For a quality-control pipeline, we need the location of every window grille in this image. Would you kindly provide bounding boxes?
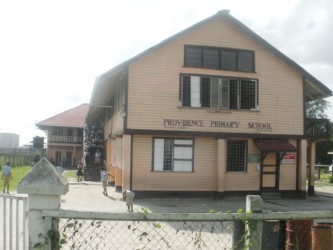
[227,141,247,172]
[181,75,257,110]
[240,80,256,109]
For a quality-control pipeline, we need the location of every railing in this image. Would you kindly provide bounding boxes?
[1,194,28,250]
[48,135,83,144]
[304,118,331,137]
[42,209,333,249]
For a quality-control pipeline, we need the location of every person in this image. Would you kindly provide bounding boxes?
[100,167,108,196]
[76,161,84,182]
[2,162,12,194]
[95,150,102,165]
[123,190,135,212]
[56,164,64,175]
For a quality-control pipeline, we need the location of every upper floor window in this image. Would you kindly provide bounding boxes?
[52,127,63,136]
[185,45,255,72]
[153,138,194,172]
[181,74,258,110]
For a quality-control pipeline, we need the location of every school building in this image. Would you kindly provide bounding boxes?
[86,10,332,198]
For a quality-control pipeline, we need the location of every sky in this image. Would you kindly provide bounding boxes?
[0,0,332,146]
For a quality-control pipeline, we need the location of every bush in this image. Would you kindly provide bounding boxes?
[330,176,333,184]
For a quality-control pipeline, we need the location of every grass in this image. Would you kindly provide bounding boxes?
[1,165,32,192]
[315,171,333,187]
[63,170,77,181]
[0,166,78,192]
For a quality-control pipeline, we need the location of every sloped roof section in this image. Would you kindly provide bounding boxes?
[89,9,332,114]
[254,139,297,152]
[36,103,89,129]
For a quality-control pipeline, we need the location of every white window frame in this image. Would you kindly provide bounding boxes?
[153,138,194,172]
[181,74,258,110]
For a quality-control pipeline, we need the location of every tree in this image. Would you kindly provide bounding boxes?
[305,99,333,165]
[305,99,331,119]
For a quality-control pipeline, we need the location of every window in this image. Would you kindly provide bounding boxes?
[181,75,258,110]
[227,140,247,172]
[52,127,63,136]
[153,138,194,172]
[185,45,255,72]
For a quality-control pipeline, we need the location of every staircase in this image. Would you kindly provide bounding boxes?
[84,166,100,182]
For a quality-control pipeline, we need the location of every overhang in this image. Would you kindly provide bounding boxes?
[254,139,297,152]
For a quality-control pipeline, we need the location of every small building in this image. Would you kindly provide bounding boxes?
[86,10,332,198]
[36,104,89,167]
[0,133,19,149]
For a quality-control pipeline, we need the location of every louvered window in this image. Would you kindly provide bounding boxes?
[181,75,258,110]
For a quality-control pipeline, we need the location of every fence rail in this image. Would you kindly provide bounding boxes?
[42,209,333,250]
[1,194,28,250]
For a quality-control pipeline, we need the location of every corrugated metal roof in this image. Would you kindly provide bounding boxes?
[36,103,89,129]
[254,139,297,152]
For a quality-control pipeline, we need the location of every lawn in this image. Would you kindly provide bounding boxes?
[315,171,333,187]
[1,165,31,192]
[0,166,77,192]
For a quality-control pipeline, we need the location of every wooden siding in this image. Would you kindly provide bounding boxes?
[132,135,217,191]
[224,139,260,191]
[131,135,297,192]
[127,17,304,136]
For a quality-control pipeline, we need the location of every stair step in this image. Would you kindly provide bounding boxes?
[84,166,101,182]
[261,192,282,200]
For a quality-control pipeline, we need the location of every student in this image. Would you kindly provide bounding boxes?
[123,190,135,212]
[56,164,64,175]
[76,161,84,182]
[100,167,108,196]
[2,162,12,194]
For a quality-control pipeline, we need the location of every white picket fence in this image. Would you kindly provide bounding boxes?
[0,194,28,250]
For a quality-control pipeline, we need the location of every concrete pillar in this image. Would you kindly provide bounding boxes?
[216,139,226,196]
[17,157,69,250]
[246,195,263,250]
[298,139,308,197]
[122,134,132,191]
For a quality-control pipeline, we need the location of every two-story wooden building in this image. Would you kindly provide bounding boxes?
[86,10,332,198]
[37,104,89,167]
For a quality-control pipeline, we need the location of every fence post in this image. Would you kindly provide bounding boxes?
[17,157,69,250]
[246,195,263,250]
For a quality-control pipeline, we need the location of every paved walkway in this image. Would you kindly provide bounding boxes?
[61,181,333,213]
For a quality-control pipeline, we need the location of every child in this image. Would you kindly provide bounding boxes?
[76,161,84,182]
[100,167,108,196]
[123,190,135,212]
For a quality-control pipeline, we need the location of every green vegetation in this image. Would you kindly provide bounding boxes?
[0,166,78,192]
[63,170,77,181]
[315,171,333,186]
[0,165,32,191]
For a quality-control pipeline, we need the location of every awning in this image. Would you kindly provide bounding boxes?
[254,139,297,152]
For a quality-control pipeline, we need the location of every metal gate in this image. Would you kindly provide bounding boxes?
[1,194,28,250]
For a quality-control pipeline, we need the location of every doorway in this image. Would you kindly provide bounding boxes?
[260,152,280,191]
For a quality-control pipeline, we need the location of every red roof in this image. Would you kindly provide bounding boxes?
[254,139,297,152]
[36,103,89,129]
